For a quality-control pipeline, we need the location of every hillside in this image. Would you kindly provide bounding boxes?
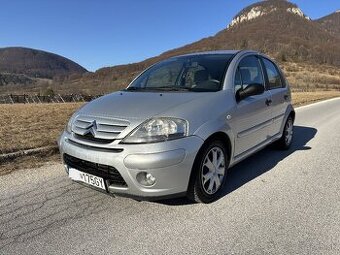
[0,47,88,81]
[0,73,34,86]
[316,11,340,37]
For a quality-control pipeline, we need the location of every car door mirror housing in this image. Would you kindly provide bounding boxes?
[236,83,265,102]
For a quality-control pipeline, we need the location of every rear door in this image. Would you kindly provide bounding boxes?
[261,57,289,137]
[232,55,273,157]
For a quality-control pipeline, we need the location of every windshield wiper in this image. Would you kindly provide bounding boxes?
[124,86,195,92]
[150,86,193,91]
[124,87,145,91]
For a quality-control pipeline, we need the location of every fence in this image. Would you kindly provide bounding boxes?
[0,94,102,104]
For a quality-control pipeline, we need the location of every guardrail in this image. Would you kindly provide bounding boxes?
[0,94,102,104]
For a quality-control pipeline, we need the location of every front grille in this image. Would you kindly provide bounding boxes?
[64,154,127,187]
[72,116,129,143]
[74,134,115,144]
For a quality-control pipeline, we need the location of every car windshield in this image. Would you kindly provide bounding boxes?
[126,54,234,92]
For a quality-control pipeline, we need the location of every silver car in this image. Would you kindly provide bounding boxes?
[58,50,295,203]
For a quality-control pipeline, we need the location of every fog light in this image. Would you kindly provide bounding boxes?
[136,172,156,186]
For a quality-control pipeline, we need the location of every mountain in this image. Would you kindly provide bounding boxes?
[316,11,340,37]
[0,47,88,80]
[164,0,339,65]
[65,0,338,93]
[227,0,310,28]
[1,0,339,94]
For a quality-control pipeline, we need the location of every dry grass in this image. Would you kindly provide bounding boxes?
[281,62,340,91]
[292,91,340,106]
[0,103,82,154]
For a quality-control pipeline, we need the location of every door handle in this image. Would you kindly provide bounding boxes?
[284,94,289,100]
[265,99,272,106]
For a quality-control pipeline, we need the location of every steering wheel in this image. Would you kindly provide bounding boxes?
[210,79,220,84]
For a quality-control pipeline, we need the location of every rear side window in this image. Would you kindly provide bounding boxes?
[234,55,264,93]
[262,58,283,89]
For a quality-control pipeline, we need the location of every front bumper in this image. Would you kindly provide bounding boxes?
[58,131,204,199]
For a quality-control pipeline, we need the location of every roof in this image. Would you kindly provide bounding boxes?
[174,50,240,57]
[172,50,259,58]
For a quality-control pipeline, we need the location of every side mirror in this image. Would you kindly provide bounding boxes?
[236,83,265,102]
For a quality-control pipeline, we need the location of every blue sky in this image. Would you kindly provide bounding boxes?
[0,0,339,71]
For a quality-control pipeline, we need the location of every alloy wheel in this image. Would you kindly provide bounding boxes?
[284,118,293,145]
[201,146,226,195]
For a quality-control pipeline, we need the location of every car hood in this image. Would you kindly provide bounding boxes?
[78,91,209,120]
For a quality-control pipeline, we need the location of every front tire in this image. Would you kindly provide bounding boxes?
[187,140,229,203]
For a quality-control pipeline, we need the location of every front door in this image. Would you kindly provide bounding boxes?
[231,55,273,157]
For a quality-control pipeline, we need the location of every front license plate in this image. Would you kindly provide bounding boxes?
[69,168,106,191]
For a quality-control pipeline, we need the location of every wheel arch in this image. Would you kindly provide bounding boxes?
[290,109,296,122]
[202,132,232,160]
[280,105,295,134]
[187,131,232,192]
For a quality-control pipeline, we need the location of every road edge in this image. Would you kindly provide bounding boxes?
[295,96,340,110]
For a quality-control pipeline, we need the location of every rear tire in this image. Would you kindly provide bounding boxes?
[187,140,229,203]
[275,116,294,150]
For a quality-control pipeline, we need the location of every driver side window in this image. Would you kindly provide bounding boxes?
[184,65,206,87]
[143,62,182,87]
[234,55,264,94]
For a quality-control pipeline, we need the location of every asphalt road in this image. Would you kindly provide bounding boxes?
[1,98,340,255]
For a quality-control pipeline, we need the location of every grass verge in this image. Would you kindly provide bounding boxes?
[292,91,340,106]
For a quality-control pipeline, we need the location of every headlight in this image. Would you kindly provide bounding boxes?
[122,117,188,144]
